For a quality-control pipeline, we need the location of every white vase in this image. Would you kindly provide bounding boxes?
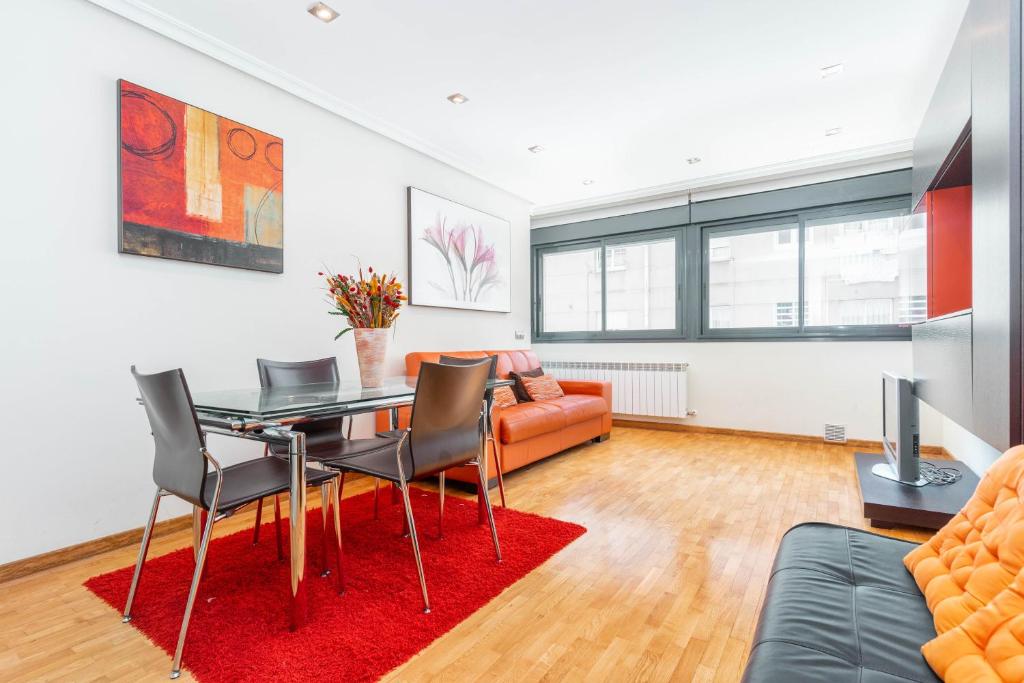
[353,328,389,388]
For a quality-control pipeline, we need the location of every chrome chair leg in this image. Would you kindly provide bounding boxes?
[191,506,202,564]
[488,436,506,508]
[171,497,218,679]
[438,471,445,539]
[332,474,345,594]
[373,478,380,520]
[476,459,502,563]
[320,483,331,577]
[398,480,430,613]
[253,443,271,545]
[122,487,162,623]
[252,498,264,544]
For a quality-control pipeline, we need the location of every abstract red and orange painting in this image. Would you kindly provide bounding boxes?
[118,80,284,272]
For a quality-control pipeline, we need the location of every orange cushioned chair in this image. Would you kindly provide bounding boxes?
[375,350,612,491]
[904,444,1024,681]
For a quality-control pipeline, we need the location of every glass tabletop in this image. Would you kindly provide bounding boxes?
[192,376,513,421]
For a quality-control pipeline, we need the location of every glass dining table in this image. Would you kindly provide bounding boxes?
[188,375,512,630]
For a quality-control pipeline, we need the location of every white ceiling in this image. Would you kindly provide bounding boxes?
[102,0,969,210]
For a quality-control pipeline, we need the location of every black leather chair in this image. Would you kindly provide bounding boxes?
[740,523,939,683]
[124,366,341,679]
[252,357,398,561]
[324,360,502,613]
[438,354,506,510]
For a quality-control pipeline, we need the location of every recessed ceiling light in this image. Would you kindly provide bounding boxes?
[307,2,339,22]
[447,93,469,104]
[582,179,595,186]
[825,127,843,137]
[528,145,545,153]
[686,157,702,165]
[820,63,845,78]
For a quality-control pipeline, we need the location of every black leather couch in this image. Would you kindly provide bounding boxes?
[741,523,940,683]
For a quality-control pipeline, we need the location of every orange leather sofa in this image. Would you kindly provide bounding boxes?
[375,349,612,488]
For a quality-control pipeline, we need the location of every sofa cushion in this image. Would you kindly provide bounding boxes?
[509,367,544,402]
[522,374,564,401]
[904,445,1024,634]
[498,401,567,444]
[742,523,939,683]
[544,395,608,425]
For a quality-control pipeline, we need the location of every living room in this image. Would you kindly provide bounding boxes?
[1,1,1017,681]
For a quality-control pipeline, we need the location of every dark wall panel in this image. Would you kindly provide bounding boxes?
[970,0,1021,450]
[911,17,972,210]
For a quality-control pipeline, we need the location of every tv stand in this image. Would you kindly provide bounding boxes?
[870,462,927,487]
[854,452,978,530]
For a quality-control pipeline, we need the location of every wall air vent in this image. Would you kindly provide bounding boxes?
[824,424,847,444]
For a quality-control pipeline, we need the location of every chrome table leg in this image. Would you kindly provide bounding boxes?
[122,487,161,623]
[287,430,308,631]
[373,478,380,520]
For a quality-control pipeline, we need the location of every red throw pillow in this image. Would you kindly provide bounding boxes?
[509,367,544,402]
[492,385,518,409]
[521,374,564,401]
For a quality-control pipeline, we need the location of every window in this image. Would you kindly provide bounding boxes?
[540,245,602,333]
[706,223,799,329]
[536,233,681,339]
[605,238,677,331]
[804,210,925,327]
[532,173,922,343]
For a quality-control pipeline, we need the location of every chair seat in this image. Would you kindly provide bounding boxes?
[204,457,336,513]
[270,435,400,461]
[325,437,414,484]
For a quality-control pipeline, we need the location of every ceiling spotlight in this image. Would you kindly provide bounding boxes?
[582,179,595,186]
[307,2,339,22]
[820,63,845,79]
[825,127,843,137]
[686,157,702,165]
[528,145,545,153]
[447,93,469,104]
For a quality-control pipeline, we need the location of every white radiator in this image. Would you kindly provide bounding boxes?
[542,360,689,419]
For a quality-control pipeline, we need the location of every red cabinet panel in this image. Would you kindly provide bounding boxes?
[926,185,972,318]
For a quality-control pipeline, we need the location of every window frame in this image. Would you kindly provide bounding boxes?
[531,192,916,344]
[698,197,916,341]
[533,228,685,342]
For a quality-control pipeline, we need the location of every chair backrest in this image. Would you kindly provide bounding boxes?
[256,357,343,440]
[439,354,497,403]
[131,366,208,508]
[405,349,541,380]
[257,356,340,388]
[408,360,491,478]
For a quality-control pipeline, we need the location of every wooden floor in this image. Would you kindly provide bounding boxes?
[0,428,932,682]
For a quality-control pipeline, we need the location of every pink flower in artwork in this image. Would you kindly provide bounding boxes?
[451,224,470,266]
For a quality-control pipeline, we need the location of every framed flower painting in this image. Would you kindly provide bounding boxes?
[407,187,511,313]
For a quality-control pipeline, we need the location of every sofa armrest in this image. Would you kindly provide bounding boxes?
[557,380,612,412]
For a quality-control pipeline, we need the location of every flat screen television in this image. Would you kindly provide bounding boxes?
[875,372,925,486]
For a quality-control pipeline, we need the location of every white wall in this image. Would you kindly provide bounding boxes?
[0,0,531,564]
[941,416,1002,475]
[534,342,942,446]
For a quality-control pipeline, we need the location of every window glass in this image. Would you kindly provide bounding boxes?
[804,211,925,326]
[605,238,677,331]
[707,224,799,329]
[541,246,602,332]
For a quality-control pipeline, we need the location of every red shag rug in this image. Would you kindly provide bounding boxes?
[85,488,585,682]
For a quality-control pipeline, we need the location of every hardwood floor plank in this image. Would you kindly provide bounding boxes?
[0,427,935,681]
